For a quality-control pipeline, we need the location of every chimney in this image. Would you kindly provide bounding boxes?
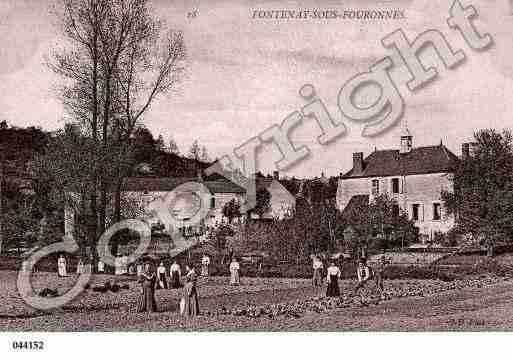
[353,152,364,174]
[273,170,279,180]
[461,143,470,160]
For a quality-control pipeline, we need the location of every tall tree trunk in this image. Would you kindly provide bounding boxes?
[111,177,122,257]
[98,70,112,241]
[89,22,99,263]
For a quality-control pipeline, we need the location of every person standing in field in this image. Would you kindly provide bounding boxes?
[83,256,92,274]
[354,257,373,305]
[374,255,387,299]
[312,256,324,287]
[121,254,129,275]
[181,265,200,317]
[326,261,341,297]
[57,254,67,277]
[229,257,240,285]
[137,263,157,313]
[76,258,84,275]
[156,262,168,289]
[136,262,143,277]
[170,261,182,288]
[97,259,105,273]
[115,254,123,275]
[201,254,211,276]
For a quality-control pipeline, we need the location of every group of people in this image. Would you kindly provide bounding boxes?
[153,261,187,290]
[56,254,106,277]
[313,255,388,303]
[136,262,200,317]
[56,252,242,317]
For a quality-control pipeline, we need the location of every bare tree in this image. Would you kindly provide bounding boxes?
[47,0,186,254]
[188,139,201,161]
[46,0,107,249]
[200,145,211,163]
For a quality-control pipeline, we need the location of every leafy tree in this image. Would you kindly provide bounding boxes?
[442,129,513,245]
[168,136,180,155]
[132,127,156,164]
[252,187,271,219]
[338,194,417,253]
[200,145,210,163]
[188,139,201,161]
[222,198,241,223]
[33,129,98,250]
[155,135,165,152]
[1,180,40,253]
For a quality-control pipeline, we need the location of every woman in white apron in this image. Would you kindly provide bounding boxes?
[57,255,67,277]
[229,258,240,285]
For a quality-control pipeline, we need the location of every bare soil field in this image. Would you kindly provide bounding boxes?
[1,270,512,331]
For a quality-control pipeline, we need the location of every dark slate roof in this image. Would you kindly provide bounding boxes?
[342,145,460,179]
[203,180,246,194]
[122,177,245,194]
[256,178,274,191]
[341,194,369,218]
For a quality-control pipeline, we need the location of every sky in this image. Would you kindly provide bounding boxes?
[0,0,512,177]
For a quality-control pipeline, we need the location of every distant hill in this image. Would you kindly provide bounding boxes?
[0,124,48,179]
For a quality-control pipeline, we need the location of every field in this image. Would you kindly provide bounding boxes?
[2,269,513,331]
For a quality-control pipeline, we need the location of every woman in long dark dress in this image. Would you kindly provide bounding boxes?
[181,265,199,317]
[326,262,341,297]
[170,261,182,289]
[137,263,157,312]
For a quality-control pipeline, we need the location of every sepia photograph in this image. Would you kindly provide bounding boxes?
[0,0,512,356]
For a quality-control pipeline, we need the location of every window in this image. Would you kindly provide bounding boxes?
[412,204,420,221]
[210,197,216,209]
[392,178,400,194]
[371,179,379,195]
[433,203,441,220]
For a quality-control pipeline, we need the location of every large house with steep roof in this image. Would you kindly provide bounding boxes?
[337,128,462,240]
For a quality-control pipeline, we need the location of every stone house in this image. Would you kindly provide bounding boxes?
[254,171,296,220]
[337,128,463,241]
[64,176,246,240]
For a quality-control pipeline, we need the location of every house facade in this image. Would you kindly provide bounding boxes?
[254,171,296,220]
[64,176,246,240]
[336,128,462,240]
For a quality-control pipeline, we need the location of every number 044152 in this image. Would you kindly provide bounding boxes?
[11,341,44,350]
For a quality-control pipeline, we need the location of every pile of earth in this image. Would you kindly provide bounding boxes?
[91,281,130,293]
[39,281,130,297]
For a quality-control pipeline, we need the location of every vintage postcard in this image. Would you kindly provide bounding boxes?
[0,0,512,356]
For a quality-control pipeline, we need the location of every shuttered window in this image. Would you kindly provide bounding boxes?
[371,179,379,195]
